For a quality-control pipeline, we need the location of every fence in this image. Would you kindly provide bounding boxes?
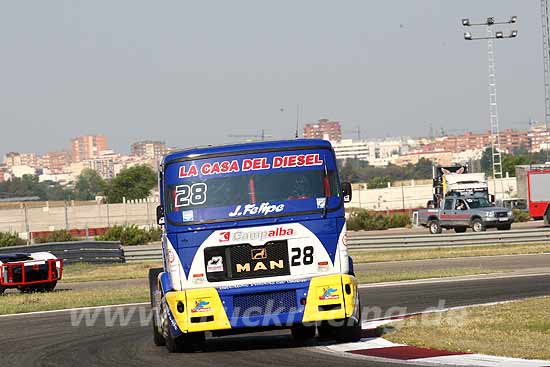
[0,241,124,264]
[122,227,550,262]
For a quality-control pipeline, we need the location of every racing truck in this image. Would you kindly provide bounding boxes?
[516,165,550,225]
[417,194,514,234]
[150,139,361,352]
[0,252,62,294]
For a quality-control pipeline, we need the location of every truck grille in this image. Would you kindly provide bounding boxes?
[204,241,290,282]
[233,290,297,315]
[495,212,508,218]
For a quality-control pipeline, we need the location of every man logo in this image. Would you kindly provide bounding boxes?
[251,248,267,260]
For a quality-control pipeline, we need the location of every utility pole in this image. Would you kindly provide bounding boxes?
[462,16,518,200]
[542,0,550,129]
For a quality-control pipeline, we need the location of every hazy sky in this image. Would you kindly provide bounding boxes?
[0,1,544,157]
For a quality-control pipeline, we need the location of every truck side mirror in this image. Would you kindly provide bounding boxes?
[489,194,495,203]
[156,205,165,226]
[342,182,352,203]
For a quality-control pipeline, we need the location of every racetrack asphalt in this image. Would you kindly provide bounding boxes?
[2,272,550,367]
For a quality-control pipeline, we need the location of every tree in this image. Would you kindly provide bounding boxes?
[502,154,530,177]
[480,147,493,177]
[106,165,157,203]
[74,169,107,200]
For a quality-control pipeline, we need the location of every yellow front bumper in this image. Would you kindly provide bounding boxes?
[302,274,359,323]
[164,274,359,333]
[165,287,231,334]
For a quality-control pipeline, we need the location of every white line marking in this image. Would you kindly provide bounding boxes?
[359,271,550,288]
[0,302,149,318]
[353,252,550,266]
[410,354,550,367]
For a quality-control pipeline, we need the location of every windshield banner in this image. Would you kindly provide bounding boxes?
[164,149,339,224]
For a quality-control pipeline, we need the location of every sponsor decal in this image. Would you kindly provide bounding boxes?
[316,197,326,209]
[206,256,224,273]
[182,210,194,222]
[219,231,230,242]
[319,287,339,301]
[178,153,324,178]
[228,202,285,217]
[191,300,211,313]
[219,226,294,242]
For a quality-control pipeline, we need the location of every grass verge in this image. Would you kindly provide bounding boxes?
[385,296,550,360]
[355,267,509,284]
[350,243,550,263]
[0,287,149,315]
[61,261,162,283]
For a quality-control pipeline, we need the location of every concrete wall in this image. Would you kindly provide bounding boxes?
[0,199,158,235]
[0,177,517,233]
[349,177,517,210]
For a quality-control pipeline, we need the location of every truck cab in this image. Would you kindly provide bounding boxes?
[150,139,361,352]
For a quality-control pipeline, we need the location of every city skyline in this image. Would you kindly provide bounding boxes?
[0,1,545,158]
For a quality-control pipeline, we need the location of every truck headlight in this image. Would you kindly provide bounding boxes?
[486,212,495,217]
[508,210,513,217]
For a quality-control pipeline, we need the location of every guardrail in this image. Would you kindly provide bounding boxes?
[347,227,550,250]
[0,241,124,264]
[122,227,550,262]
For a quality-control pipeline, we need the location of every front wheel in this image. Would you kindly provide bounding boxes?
[149,268,165,347]
[428,220,442,234]
[291,323,316,341]
[165,327,185,353]
[43,281,57,292]
[471,219,486,232]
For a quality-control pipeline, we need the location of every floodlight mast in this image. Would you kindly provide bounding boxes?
[461,16,518,200]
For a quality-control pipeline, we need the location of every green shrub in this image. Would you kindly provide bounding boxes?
[97,225,162,246]
[388,213,411,228]
[34,230,76,244]
[0,232,26,247]
[513,209,531,223]
[346,208,411,231]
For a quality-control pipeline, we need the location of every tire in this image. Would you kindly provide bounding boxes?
[317,301,362,343]
[334,319,362,343]
[43,281,57,292]
[471,218,486,232]
[291,323,316,341]
[165,327,185,353]
[149,268,165,347]
[454,227,467,233]
[497,224,512,231]
[19,285,42,293]
[317,321,334,339]
[0,287,5,296]
[166,330,204,353]
[428,220,442,234]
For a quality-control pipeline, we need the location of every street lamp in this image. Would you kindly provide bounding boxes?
[461,16,518,200]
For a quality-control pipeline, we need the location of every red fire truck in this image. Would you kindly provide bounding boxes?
[516,165,550,225]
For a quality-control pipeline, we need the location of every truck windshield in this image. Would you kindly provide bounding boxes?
[163,150,340,224]
[465,197,492,208]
